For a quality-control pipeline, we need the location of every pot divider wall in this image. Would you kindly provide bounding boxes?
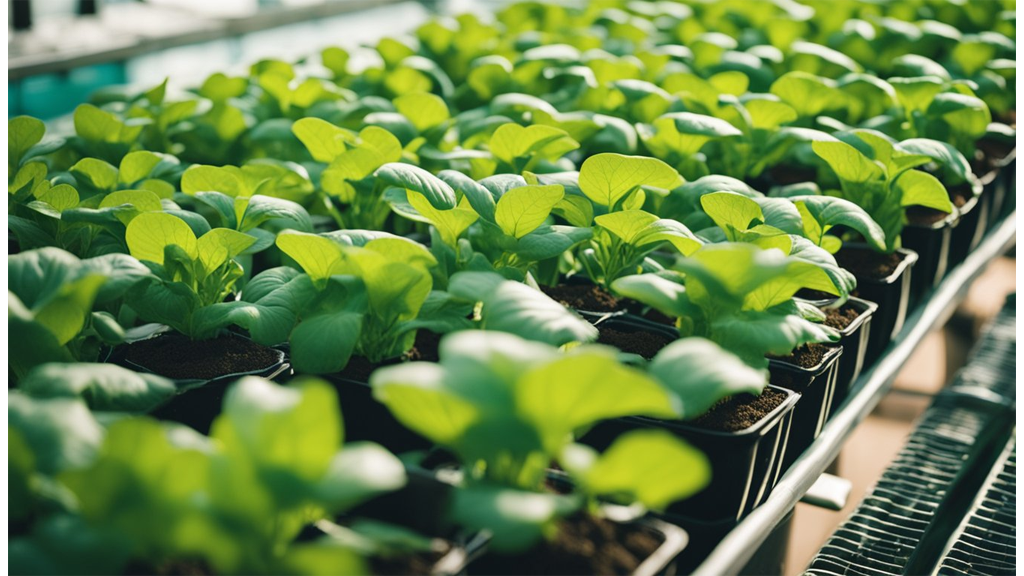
[902,210,957,308]
[826,297,878,419]
[769,346,843,472]
[842,244,919,365]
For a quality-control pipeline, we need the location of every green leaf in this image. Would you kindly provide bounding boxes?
[595,210,701,255]
[449,272,598,346]
[197,228,257,274]
[896,170,953,212]
[579,429,710,509]
[213,377,341,484]
[611,274,689,319]
[20,363,176,412]
[9,116,46,171]
[239,195,313,233]
[513,225,592,262]
[579,153,682,207]
[450,485,580,553]
[9,393,103,475]
[516,351,679,453]
[438,169,498,223]
[394,92,450,132]
[769,72,843,118]
[289,307,363,374]
[897,138,972,183]
[70,158,119,193]
[292,118,354,163]
[891,77,944,114]
[666,112,743,139]
[126,213,198,264]
[712,310,839,367]
[494,184,564,239]
[648,338,768,419]
[404,191,479,247]
[118,151,174,186]
[375,163,457,209]
[180,165,244,197]
[700,192,764,237]
[276,232,347,291]
[811,140,883,184]
[489,124,576,167]
[791,195,887,252]
[370,363,481,445]
[314,442,406,510]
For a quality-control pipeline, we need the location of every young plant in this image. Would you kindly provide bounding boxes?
[219,230,444,374]
[890,79,993,157]
[292,117,404,229]
[573,153,701,288]
[11,376,406,575]
[637,111,743,179]
[613,242,841,369]
[123,212,257,340]
[9,247,151,379]
[811,131,954,253]
[433,171,593,281]
[485,122,580,175]
[371,331,710,551]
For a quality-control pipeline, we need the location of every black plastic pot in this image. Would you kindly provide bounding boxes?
[323,374,434,455]
[902,208,958,307]
[947,179,988,269]
[987,148,1016,226]
[350,464,456,538]
[824,297,877,418]
[839,244,919,365]
[110,331,290,434]
[466,504,688,576]
[769,345,843,471]
[583,385,799,523]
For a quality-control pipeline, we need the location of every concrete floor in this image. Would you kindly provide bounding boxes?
[784,255,1017,575]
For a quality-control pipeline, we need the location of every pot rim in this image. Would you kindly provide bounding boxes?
[767,340,844,376]
[115,330,288,387]
[824,296,879,338]
[633,385,801,439]
[905,205,960,230]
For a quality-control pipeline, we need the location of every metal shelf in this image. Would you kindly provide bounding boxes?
[693,213,1018,576]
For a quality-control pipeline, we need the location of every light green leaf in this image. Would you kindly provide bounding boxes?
[579,153,682,207]
[197,229,257,273]
[580,429,711,509]
[126,213,198,264]
[293,118,354,163]
[811,140,883,184]
[375,163,457,209]
[649,338,767,419]
[896,170,953,212]
[9,116,46,170]
[494,184,564,239]
[394,92,450,132]
[70,158,119,192]
[276,230,346,286]
[700,192,764,236]
[489,123,576,167]
[517,351,679,453]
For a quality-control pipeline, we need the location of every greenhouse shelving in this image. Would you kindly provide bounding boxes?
[693,212,1018,576]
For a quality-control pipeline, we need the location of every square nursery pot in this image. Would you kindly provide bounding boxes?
[107,330,289,434]
[985,147,1016,227]
[465,503,688,576]
[902,207,959,307]
[947,179,989,268]
[668,506,795,575]
[836,244,919,365]
[769,345,843,472]
[582,385,800,524]
[823,297,878,418]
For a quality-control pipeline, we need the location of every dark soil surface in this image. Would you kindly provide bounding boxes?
[767,165,816,186]
[835,246,904,280]
[823,306,860,331]
[541,283,621,312]
[689,388,787,433]
[906,205,952,226]
[123,333,280,380]
[768,342,828,369]
[123,559,213,575]
[371,548,447,576]
[470,513,662,575]
[597,326,672,359]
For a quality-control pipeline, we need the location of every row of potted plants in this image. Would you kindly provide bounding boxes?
[8,0,1015,573]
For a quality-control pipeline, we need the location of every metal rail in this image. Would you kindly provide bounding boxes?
[8,0,407,80]
[693,213,1018,576]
